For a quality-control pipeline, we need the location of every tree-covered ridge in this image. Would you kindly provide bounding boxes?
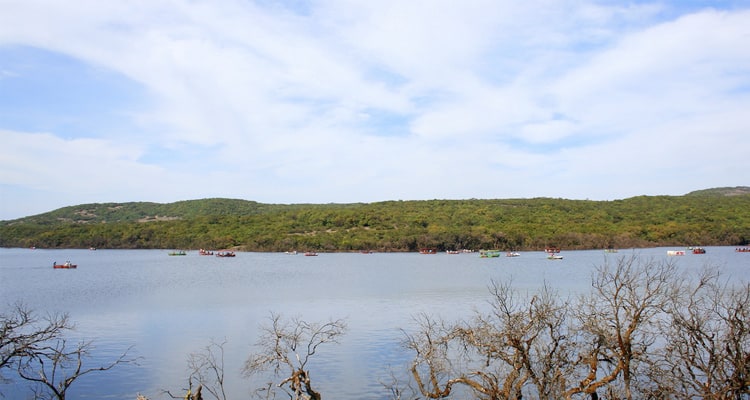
[685,186,750,197]
[1,188,749,251]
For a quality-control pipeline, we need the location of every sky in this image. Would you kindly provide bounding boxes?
[1,0,749,220]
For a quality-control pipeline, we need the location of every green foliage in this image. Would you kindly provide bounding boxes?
[2,188,749,251]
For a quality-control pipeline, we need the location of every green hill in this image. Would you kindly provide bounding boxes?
[2,188,749,251]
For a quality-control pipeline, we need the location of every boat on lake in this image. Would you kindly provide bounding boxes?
[736,247,750,252]
[199,249,214,255]
[545,247,561,254]
[479,250,501,258]
[216,251,235,257]
[168,250,187,256]
[506,252,520,257]
[547,254,563,260]
[419,248,437,254]
[692,247,706,254]
[53,261,77,269]
[667,250,685,256]
[304,252,318,256]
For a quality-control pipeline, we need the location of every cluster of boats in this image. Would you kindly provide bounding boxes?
[54,245,746,270]
[668,247,707,256]
[174,249,236,257]
[440,248,560,259]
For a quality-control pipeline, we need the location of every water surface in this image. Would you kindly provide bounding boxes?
[1,247,746,399]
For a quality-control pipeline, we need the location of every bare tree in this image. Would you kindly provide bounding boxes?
[400,282,572,400]
[186,339,228,400]
[163,338,227,400]
[1,303,71,376]
[242,313,347,400]
[475,281,571,400]
[402,313,464,399]
[395,257,747,400]
[16,337,133,400]
[647,268,750,399]
[564,255,676,400]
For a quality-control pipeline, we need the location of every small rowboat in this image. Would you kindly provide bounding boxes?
[53,262,77,269]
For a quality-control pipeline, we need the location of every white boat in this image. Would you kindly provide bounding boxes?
[506,252,520,257]
[667,250,685,256]
[547,254,563,260]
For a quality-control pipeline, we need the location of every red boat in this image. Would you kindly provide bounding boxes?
[53,262,77,269]
[692,247,706,254]
[545,247,561,253]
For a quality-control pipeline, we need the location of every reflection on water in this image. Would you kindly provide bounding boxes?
[0,247,746,399]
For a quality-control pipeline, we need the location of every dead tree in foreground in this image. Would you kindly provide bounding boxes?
[564,255,676,400]
[242,313,347,400]
[2,303,134,400]
[1,303,70,373]
[403,283,572,400]
[163,339,226,400]
[646,268,750,399]
[394,256,691,400]
[16,337,133,400]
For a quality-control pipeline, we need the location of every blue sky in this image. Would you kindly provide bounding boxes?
[1,0,748,220]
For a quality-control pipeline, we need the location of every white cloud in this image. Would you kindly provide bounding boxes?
[0,1,748,219]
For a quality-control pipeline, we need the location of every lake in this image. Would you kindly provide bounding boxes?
[1,247,747,399]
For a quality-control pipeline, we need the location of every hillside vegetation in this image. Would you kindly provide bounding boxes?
[1,187,749,251]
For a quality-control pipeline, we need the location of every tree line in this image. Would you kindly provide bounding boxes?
[1,191,749,252]
[2,256,748,399]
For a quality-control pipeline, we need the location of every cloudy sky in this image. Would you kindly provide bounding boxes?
[1,1,748,220]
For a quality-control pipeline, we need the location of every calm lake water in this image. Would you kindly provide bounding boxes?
[1,247,747,399]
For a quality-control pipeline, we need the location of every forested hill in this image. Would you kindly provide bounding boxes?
[2,187,749,251]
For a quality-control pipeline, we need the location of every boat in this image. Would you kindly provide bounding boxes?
[199,249,214,255]
[53,261,77,269]
[506,252,520,257]
[304,252,318,256]
[419,248,437,254]
[479,250,501,258]
[736,247,750,252]
[692,247,706,254]
[547,254,563,260]
[168,250,187,256]
[216,251,235,257]
[667,250,685,256]
[285,250,298,255]
[446,250,460,255]
[604,248,618,253]
[544,247,561,254]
